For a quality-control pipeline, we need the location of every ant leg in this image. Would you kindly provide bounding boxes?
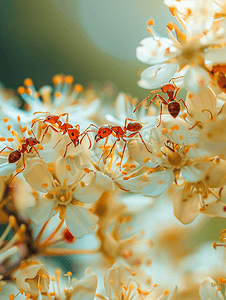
[41,125,60,143]
[157,103,163,127]
[146,94,167,110]
[74,124,80,131]
[33,147,42,159]
[0,147,14,154]
[178,99,190,115]
[31,118,45,128]
[174,87,180,99]
[169,76,184,83]
[11,154,26,181]
[133,90,161,113]
[53,138,64,149]
[119,140,127,171]
[58,113,69,123]
[127,132,152,153]
[105,138,120,160]
[80,130,97,148]
[63,142,73,157]
[33,111,50,116]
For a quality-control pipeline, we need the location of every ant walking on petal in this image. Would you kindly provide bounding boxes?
[0,130,41,180]
[133,80,189,127]
[81,118,152,170]
[31,112,88,157]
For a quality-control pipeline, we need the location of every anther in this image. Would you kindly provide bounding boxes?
[41,183,48,188]
[74,84,83,93]
[0,137,6,142]
[3,118,9,123]
[66,165,71,171]
[20,127,27,133]
[17,116,20,122]
[17,87,25,95]
[24,78,33,87]
[7,138,14,142]
[7,125,11,131]
[65,76,74,84]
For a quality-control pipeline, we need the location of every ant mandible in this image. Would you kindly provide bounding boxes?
[0,130,41,180]
[32,112,87,157]
[133,81,189,127]
[81,118,152,169]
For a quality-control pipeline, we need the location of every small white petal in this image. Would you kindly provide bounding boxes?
[200,201,226,219]
[205,48,226,65]
[141,170,174,197]
[173,188,200,224]
[0,158,16,176]
[136,37,174,65]
[184,66,210,93]
[65,205,98,239]
[138,63,178,90]
[23,158,53,193]
[186,87,217,124]
[27,197,56,225]
[127,139,156,168]
[199,278,224,300]
[70,272,97,300]
[181,163,209,182]
[104,264,122,300]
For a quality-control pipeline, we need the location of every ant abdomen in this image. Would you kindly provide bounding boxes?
[126,122,142,132]
[8,150,21,164]
[168,101,180,118]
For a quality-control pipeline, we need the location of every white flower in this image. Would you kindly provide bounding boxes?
[98,262,178,300]
[15,260,50,296]
[127,118,208,197]
[16,75,100,128]
[136,8,226,93]
[105,93,156,130]
[24,150,110,239]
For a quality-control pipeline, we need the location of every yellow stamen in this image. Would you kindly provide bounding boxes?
[66,165,71,171]
[7,138,14,142]
[21,127,27,133]
[3,118,9,123]
[41,183,48,188]
[37,144,43,150]
[0,137,6,142]
[7,125,11,131]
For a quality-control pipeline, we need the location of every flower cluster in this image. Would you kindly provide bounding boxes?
[1,0,226,299]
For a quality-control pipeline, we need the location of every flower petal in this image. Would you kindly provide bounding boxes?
[200,201,226,219]
[186,87,217,124]
[127,139,156,168]
[0,157,16,176]
[27,197,56,225]
[23,158,53,193]
[70,272,97,300]
[136,37,174,65]
[173,188,200,224]
[205,48,226,65]
[141,170,174,197]
[184,66,210,93]
[65,205,98,239]
[104,263,122,300]
[138,63,178,90]
[199,278,224,300]
[181,163,209,182]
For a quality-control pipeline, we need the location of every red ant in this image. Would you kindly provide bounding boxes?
[133,81,189,127]
[81,118,151,169]
[31,112,86,157]
[0,131,41,179]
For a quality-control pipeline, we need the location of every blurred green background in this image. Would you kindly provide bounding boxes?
[0,0,173,98]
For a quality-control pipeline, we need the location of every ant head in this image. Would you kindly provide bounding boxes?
[161,83,176,93]
[43,115,59,124]
[26,137,40,146]
[95,126,112,142]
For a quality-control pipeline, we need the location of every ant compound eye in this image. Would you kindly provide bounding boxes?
[71,132,74,136]
[103,130,106,134]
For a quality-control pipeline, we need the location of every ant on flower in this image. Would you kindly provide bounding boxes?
[133,81,189,126]
[81,118,152,169]
[0,130,41,179]
[31,112,87,157]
